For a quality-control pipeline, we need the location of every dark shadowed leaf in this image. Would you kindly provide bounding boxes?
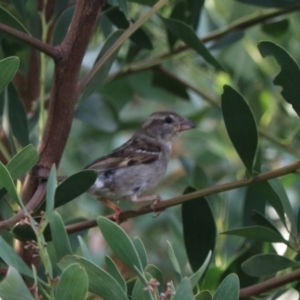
[209,31,244,50]
[261,18,289,37]
[152,69,189,100]
[222,226,288,244]
[53,0,70,16]
[213,274,239,300]
[161,17,223,70]
[182,187,216,272]
[104,5,152,49]
[173,277,194,300]
[105,256,127,293]
[258,41,300,117]
[116,0,128,17]
[221,85,258,173]
[0,267,34,300]
[54,170,97,208]
[0,236,33,279]
[56,263,88,300]
[190,251,212,288]
[242,254,300,277]
[58,255,128,299]
[186,0,204,30]
[97,217,143,274]
[251,210,280,234]
[7,84,29,147]
[82,30,124,99]
[0,57,19,95]
[236,0,299,8]
[50,212,72,262]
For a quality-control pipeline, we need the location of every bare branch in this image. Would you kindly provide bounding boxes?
[0,23,61,61]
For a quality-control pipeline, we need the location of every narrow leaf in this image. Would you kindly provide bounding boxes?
[45,165,57,223]
[116,0,128,17]
[167,241,182,282]
[190,251,212,288]
[0,236,33,279]
[78,236,93,261]
[222,226,288,244]
[161,17,223,70]
[258,41,300,117]
[58,255,128,300]
[182,187,216,272]
[50,212,72,262]
[0,267,34,300]
[56,263,88,300]
[145,265,164,294]
[133,237,148,270]
[7,83,29,147]
[132,273,154,300]
[0,57,19,95]
[97,217,143,274]
[250,210,280,234]
[105,256,127,292]
[213,274,239,300]
[221,85,258,173]
[242,254,300,277]
[53,170,97,208]
[172,277,194,300]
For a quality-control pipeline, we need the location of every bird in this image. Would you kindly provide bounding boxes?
[83,111,196,221]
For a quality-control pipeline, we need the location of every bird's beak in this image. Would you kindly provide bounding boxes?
[179,118,196,131]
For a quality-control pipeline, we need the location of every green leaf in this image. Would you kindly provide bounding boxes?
[53,0,70,16]
[0,162,22,207]
[105,256,127,293]
[116,0,128,17]
[236,0,299,8]
[261,18,289,37]
[196,290,212,300]
[105,5,152,50]
[167,241,182,283]
[56,263,88,300]
[0,6,30,40]
[97,217,143,275]
[221,85,258,173]
[242,254,300,277]
[133,237,148,270]
[132,273,154,300]
[58,255,128,300]
[7,83,29,147]
[0,57,19,96]
[182,187,216,272]
[145,265,164,294]
[78,236,93,261]
[190,251,212,288]
[45,165,57,224]
[258,41,300,117]
[152,69,189,100]
[172,277,194,300]
[187,0,204,30]
[0,236,33,279]
[82,30,124,99]
[50,212,72,262]
[222,226,288,244]
[0,267,34,300]
[161,17,223,71]
[213,274,239,300]
[53,170,97,208]
[250,210,280,234]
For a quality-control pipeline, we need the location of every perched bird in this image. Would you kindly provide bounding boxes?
[84,111,196,221]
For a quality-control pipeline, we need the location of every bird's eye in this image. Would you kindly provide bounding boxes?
[164,116,173,124]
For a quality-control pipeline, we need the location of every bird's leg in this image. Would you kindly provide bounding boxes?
[136,195,163,216]
[99,199,122,223]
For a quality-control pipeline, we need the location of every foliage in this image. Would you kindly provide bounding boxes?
[1,0,300,299]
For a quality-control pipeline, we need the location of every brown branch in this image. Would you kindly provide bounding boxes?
[0,23,61,61]
[66,159,300,234]
[239,268,300,298]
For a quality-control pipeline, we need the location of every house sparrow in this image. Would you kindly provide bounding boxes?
[85,111,196,220]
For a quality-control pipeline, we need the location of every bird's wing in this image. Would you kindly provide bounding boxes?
[84,137,161,173]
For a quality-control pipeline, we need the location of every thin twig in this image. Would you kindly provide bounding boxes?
[0,23,61,61]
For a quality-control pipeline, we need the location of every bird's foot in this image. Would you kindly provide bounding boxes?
[99,199,122,224]
[136,194,164,217]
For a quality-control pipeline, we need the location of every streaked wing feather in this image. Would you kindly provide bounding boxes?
[84,137,161,172]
